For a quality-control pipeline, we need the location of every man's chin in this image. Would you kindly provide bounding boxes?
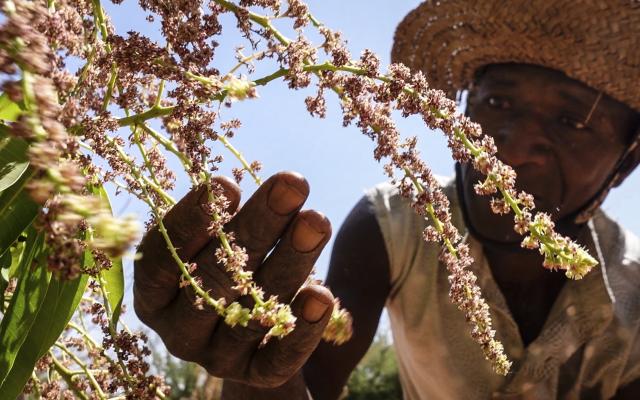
[461,195,521,243]
[471,213,524,244]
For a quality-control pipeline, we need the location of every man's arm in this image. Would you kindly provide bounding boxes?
[614,379,640,399]
[222,194,392,399]
[304,194,391,399]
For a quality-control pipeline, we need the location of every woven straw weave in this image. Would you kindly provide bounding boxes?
[392,0,640,112]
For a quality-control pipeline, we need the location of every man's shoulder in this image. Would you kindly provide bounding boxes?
[594,210,640,270]
[366,175,456,205]
[593,210,640,323]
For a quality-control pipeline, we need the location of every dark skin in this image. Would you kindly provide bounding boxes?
[134,64,640,399]
[463,64,640,346]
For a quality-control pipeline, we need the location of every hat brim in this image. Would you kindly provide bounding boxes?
[392,0,640,112]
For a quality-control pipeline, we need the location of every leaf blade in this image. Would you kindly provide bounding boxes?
[0,169,38,258]
[0,130,29,193]
[92,184,124,328]
[0,93,22,122]
[0,229,48,386]
[0,273,89,399]
[102,253,125,329]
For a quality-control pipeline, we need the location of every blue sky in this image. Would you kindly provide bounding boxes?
[102,0,640,329]
[106,0,447,324]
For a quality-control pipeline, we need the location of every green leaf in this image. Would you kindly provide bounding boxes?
[0,272,88,399]
[0,170,38,258]
[102,253,124,329]
[94,184,125,328]
[0,229,48,387]
[0,93,22,122]
[0,251,9,312]
[0,250,9,271]
[8,239,26,279]
[0,129,30,193]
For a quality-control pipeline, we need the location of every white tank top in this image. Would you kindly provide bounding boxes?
[366,177,640,399]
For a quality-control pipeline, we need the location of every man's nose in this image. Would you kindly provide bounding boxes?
[492,115,551,168]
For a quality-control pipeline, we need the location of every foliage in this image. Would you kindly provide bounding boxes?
[344,333,402,400]
[150,343,222,400]
[149,332,401,400]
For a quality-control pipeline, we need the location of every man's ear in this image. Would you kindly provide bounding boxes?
[612,128,640,188]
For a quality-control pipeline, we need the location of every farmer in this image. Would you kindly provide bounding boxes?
[133,1,640,398]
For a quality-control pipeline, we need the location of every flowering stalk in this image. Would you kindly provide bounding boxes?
[104,48,596,282]
[20,285,170,399]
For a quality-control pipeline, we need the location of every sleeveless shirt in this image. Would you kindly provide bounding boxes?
[365,177,640,399]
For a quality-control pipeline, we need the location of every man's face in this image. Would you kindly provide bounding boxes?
[462,63,639,243]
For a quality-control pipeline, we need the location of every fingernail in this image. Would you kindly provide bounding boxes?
[292,215,325,253]
[303,294,330,323]
[268,179,306,215]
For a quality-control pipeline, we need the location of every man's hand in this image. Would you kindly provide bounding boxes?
[134,171,335,388]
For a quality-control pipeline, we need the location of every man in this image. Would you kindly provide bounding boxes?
[133,1,640,398]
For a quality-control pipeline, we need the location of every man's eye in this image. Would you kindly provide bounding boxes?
[487,96,510,109]
[559,116,588,130]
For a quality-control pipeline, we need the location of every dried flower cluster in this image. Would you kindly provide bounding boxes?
[0,0,140,280]
[22,286,171,399]
[0,0,601,396]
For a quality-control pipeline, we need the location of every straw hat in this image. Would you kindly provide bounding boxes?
[392,0,640,112]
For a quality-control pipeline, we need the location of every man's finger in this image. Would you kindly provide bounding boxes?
[255,210,331,303]
[202,209,330,367]
[246,285,334,388]
[148,240,243,362]
[134,177,241,317]
[225,171,309,272]
[168,170,310,313]
[144,284,230,363]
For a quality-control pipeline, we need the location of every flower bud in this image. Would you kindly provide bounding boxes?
[322,300,353,345]
[224,75,257,101]
[224,302,251,327]
[88,212,140,258]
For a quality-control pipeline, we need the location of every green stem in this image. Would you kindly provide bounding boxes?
[54,343,106,399]
[105,129,232,320]
[154,80,165,107]
[50,353,91,400]
[68,312,133,394]
[103,134,175,207]
[70,46,97,98]
[252,68,289,86]
[132,125,177,204]
[91,0,118,111]
[403,167,458,256]
[225,49,269,76]
[102,63,118,111]
[140,123,197,186]
[91,0,110,46]
[453,127,480,157]
[155,217,226,314]
[218,135,262,185]
[250,288,265,307]
[68,369,109,376]
[307,13,321,28]
[498,186,523,218]
[96,274,136,386]
[156,387,167,399]
[183,70,217,85]
[67,321,101,350]
[30,371,41,398]
[21,69,33,110]
[213,0,291,45]
[117,105,175,126]
[115,63,364,127]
